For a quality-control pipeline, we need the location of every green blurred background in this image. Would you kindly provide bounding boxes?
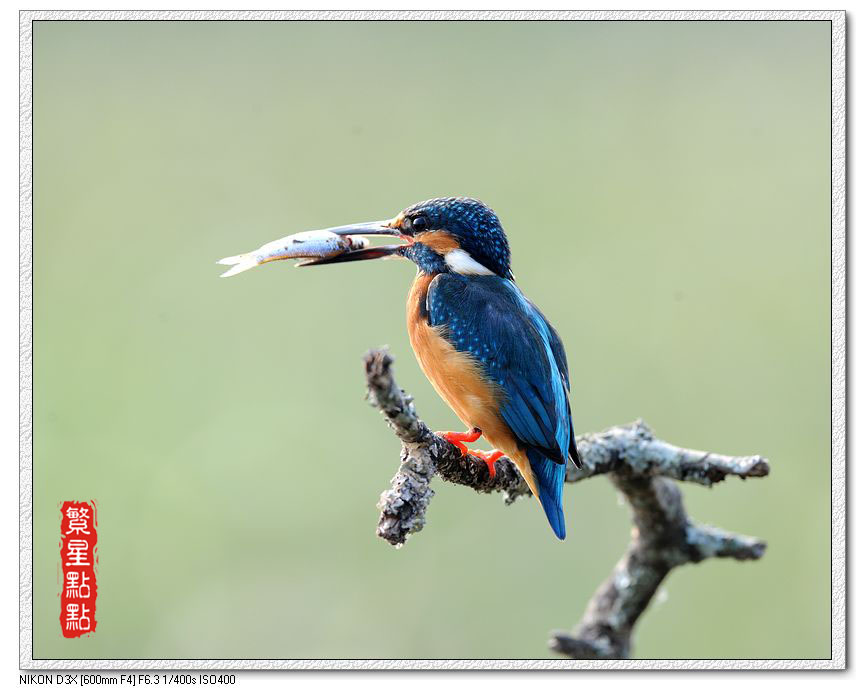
[33,20,830,660]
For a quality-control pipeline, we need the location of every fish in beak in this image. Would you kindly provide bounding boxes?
[216,220,406,277]
[298,220,407,267]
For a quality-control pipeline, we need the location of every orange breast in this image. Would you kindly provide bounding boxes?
[405,274,539,498]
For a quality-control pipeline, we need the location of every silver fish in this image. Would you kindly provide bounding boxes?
[216,231,370,278]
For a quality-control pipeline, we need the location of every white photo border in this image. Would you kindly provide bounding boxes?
[18,9,847,671]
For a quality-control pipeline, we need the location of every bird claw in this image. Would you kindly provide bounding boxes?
[438,429,502,477]
[467,449,505,479]
[439,428,482,456]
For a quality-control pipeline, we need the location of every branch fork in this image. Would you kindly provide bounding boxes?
[363,348,769,658]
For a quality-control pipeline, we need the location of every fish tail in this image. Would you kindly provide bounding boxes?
[216,253,260,278]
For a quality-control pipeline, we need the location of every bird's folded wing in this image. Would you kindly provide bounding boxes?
[426,273,572,464]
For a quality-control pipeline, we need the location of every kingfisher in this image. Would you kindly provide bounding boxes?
[291,197,581,540]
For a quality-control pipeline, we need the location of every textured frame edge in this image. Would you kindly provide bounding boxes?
[18,8,847,671]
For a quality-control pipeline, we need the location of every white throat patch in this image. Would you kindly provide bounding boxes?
[444,248,495,276]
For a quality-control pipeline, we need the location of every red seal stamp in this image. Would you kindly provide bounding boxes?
[59,501,97,637]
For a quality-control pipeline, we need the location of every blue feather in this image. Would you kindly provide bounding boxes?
[426,273,574,538]
[527,447,567,540]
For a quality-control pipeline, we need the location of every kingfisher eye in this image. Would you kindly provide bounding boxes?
[410,215,428,232]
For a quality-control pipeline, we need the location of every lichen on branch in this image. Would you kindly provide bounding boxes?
[363,347,769,658]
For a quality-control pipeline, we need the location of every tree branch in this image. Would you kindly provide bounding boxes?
[363,348,769,658]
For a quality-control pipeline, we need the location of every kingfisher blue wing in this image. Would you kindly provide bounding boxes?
[541,312,581,467]
[425,273,575,537]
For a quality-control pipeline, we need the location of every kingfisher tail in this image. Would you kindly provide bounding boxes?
[526,447,567,540]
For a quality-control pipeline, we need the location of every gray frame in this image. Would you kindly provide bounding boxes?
[18,9,846,670]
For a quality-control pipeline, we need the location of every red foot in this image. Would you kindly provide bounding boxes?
[438,428,503,477]
[468,449,505,479]
[440,427,482,455]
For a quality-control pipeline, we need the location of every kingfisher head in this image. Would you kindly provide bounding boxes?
[304,197,513,280]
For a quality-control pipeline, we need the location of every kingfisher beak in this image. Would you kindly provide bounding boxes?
[324,219,402,238]
[300,218,408,266]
